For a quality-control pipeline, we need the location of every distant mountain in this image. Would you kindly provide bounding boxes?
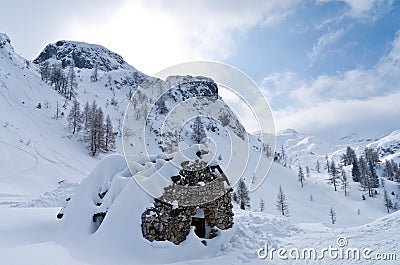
[276,127,400,169]
[275,128,335,169]
[367,129,400,162]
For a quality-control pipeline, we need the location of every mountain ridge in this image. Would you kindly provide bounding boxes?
[33,39,138,72]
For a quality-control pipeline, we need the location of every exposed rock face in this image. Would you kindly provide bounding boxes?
[141,159,234,245]
[33,40,135,71]
[0,33,12,49]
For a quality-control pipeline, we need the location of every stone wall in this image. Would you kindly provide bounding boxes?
[141,160,234,245]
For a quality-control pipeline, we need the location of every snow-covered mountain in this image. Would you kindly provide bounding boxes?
[33,40,136,71]
[1,33,400,264]
[275,128,334,169]
[367,129,400,162]
[0,34,150,201]
[275,127,400,170]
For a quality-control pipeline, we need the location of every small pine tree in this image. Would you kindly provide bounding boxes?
[67,98,82,134]
[351,158,361,182]
[192,116,206,144]
[158,98,168,114]
[329,207,336,224]
[85,100,106,156]
[383,160,394,180]
[328,160,339,191]
[82,101,90,131]
[396,169,400,183]
[306,166,311,178]
[259,199,265,212]
[67,66,77,100]
[104,115,116,151]
[298,166,305,188]
[95,107,105,153]
[126,87,134,100]
[39,61,51,82]
[325,155,330,174]
[344,146,356,166]
[90,65,98,82]
[341,167,349,196]
[276,185,289,216]
[236,178,250,210]
[281,145,287,167]
[383,189,393,213]
[316,160,321,173]
[55,100,60,120]
[368,161,379,190]
[359,156,369,193]
[232,192,238,204]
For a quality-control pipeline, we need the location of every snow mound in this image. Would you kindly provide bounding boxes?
[56,153,237,264]
[9,180,78,208]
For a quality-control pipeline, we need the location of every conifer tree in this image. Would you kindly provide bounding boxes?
[192,116,206,144]
[259,199,265,212]
[104,115,116,151]
[67,98,82,134]
[298,166,305,188]
[67,66,77,100]
[306,166,311,178]
[276,185,289,216]
[236,178,250,210]
[351,158,361,182]
[341,166,349,196]
[82,101,90,131]
[383,160,394,180]
[383,189,393,213]
[325,155,330,174]
[328,160,339,191]
[329,207,336,224]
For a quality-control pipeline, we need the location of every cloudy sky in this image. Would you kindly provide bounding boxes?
[1,0,399,140]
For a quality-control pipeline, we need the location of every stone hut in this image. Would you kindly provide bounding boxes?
[141,155,234,245]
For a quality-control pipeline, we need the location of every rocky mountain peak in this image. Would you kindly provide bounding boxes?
[0,33,14,53]
[33,40,135,72]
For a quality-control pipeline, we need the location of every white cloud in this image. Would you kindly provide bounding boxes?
[309,29,345,66]
[65,0,300,75]
[274,91,400,140]
[263,30,400,139]
[318,0,392,18]
[264,29,400,108]
[387,31,400,61]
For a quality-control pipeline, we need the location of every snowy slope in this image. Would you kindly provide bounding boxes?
[0,34,149,202]
[1,204,399,264]
[1,154,398,265]
[0,33,99,199]
[252,163,395,226]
